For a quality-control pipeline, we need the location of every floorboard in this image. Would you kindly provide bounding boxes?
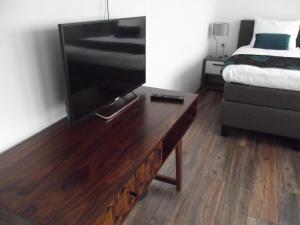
[247,217,276,225]
[123,90,300,225]
[277,142,300,225]
[248,138,278,224]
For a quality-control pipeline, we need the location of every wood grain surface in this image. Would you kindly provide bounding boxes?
[0,86,198,225]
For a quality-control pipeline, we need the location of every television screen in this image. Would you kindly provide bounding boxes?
[59,17,146,123]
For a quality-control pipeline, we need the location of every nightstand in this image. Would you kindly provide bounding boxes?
[202,57,227,91]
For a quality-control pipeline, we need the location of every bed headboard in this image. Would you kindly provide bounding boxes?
[237,20,300,48]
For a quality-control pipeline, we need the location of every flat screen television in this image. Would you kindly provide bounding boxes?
[58,16,146,124]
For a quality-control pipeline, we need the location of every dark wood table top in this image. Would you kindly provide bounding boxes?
[0,86,198,225]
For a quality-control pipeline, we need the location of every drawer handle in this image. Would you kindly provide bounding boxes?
[129,191,137,197]
[213,63,223,67]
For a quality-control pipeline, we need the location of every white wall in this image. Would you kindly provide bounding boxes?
[0,0,216,153]
[110,0,217,91]
[209,0,300,56]
[145,0,217,91]
[0,0,105,153]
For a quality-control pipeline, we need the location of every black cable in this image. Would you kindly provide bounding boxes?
[104,1,107,19]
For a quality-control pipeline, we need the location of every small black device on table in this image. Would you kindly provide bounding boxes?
[151,93,184,103]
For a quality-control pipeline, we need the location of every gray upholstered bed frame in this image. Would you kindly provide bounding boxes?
[220,20,300,142]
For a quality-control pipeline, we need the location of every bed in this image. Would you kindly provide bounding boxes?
[220,20,300,144]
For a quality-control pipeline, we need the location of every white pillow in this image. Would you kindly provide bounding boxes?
[250,17,300,49]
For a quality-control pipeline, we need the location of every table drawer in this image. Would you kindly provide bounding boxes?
[98,143,163,225]
[113,187,131,225]
[97,187,132,225]
[205,60,224,75]
[97,206,114,225]
[134,144,162,196]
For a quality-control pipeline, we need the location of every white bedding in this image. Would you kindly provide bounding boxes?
[222,46,300,91]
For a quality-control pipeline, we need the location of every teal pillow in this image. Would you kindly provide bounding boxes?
[254,33,291,50]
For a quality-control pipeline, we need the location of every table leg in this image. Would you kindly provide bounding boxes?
[175,140,182,190]
[155,139,183,191]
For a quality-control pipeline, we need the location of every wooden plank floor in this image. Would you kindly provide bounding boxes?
[123,90,300,225]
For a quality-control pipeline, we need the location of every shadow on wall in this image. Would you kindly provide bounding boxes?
[27,27,66,121]
[169,60,203,93]
[169,24,211,92]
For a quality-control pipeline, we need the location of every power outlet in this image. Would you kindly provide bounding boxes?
[221,43,228,58]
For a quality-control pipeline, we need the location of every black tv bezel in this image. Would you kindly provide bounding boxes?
[58,16,146,125]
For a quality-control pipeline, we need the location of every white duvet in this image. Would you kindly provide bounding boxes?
[222,46,300,91]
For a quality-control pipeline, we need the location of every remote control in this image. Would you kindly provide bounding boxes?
[150,94,184,103]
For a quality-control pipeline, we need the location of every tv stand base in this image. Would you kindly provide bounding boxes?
[95,92,139,120]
